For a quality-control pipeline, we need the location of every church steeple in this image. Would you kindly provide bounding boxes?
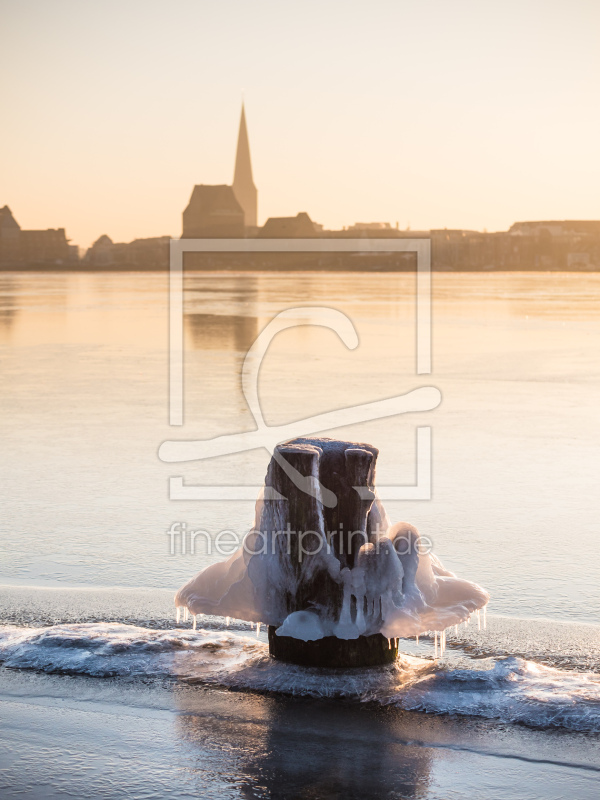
[232,103,257,228]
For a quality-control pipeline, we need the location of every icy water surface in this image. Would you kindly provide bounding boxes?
[1,270,599,619]
[1,272,600,682]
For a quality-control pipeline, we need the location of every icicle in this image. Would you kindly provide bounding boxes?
[226,616,230,627]
[256,621,261,637]
[192,615,197,631]
[434,631,438,659]
[476,609,481,631]
[483,605,487,629]
[176,607,180,624]
[354,592,366,635]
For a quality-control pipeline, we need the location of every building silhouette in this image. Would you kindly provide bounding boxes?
[182,104,257,239]
[0,205,76,265]
[0,206,20,262]
[232,103,258,229]
[182,185,244,238]
[258,212,317,238]
[84,234,171,268]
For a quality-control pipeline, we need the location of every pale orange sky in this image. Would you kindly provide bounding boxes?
[1,0,599,249]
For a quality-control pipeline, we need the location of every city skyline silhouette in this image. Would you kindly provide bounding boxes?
[2,98,600,271]
[1,1,599,249]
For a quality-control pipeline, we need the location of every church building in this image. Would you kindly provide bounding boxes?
[182,104,257,238]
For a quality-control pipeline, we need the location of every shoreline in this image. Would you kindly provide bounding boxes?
[1,667,598,799]
[2,265,600,273]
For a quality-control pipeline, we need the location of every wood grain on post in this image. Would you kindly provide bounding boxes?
[266,437,399,668]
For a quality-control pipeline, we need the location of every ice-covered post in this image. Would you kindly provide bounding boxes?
[342,447,375,567]
[264,443,337,616]
[174,433,490,667]
[266,437,398,667]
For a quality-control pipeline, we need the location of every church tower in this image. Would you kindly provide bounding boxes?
[232,104,257,229]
